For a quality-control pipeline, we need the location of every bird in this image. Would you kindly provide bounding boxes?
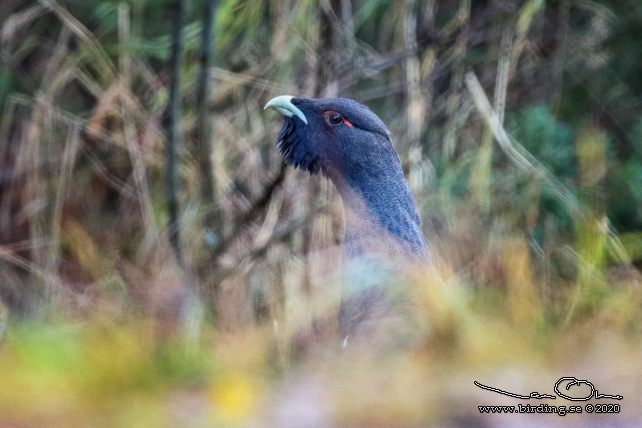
[264,95,430,344]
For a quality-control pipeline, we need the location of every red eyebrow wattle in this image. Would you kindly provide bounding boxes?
[322,110,353,127]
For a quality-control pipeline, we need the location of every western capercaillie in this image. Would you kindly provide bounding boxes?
[265,95,430,344]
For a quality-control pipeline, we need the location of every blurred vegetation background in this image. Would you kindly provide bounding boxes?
[1,0,641,427]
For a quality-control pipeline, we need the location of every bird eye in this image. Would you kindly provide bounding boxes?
[324,111,344,126]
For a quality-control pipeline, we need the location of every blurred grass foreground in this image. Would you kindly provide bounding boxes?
[1,0,642,427]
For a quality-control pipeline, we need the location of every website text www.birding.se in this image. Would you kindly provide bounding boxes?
[478,403,620,416]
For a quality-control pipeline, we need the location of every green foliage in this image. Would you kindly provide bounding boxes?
[215,1,269,69]
[507,105,575,178]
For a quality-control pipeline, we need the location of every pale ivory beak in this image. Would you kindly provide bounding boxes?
[264,95,308,124]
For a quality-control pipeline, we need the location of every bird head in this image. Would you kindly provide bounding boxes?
[265,95,427,260]
[264,95,396,184]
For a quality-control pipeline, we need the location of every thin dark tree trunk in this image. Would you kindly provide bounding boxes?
[165,0,187,266]
[315,0,341,97]
[195,0,218,249]
[165,0,204,345]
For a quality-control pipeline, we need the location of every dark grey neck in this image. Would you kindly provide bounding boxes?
[331,149,429,343]
[333,158,428,263]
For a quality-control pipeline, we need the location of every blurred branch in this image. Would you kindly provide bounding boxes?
[442,0,470,160]
[212,198,329,285]
[195,0,218,250]
[1,4,46,60]
[493,29,513,125]
[164,0,204,348]
[38,0,116,81]
[348,26,482,102]
[0,94,148,198]
[0,296,7,339]
[164,0,188,266]
[0,244,57,285]
[510,0,544,79]
[210,67,294,94]
[211,163,287,259]
[464,71,631,266]
[119,5,159,247]
[338,1,484,94]
[46,122,81,301]
[315,0,342,97]
[404,0,427,193]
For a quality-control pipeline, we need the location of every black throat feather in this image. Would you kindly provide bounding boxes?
[277,117,320,174]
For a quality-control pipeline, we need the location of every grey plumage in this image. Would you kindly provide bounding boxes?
[265,95,430,343]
